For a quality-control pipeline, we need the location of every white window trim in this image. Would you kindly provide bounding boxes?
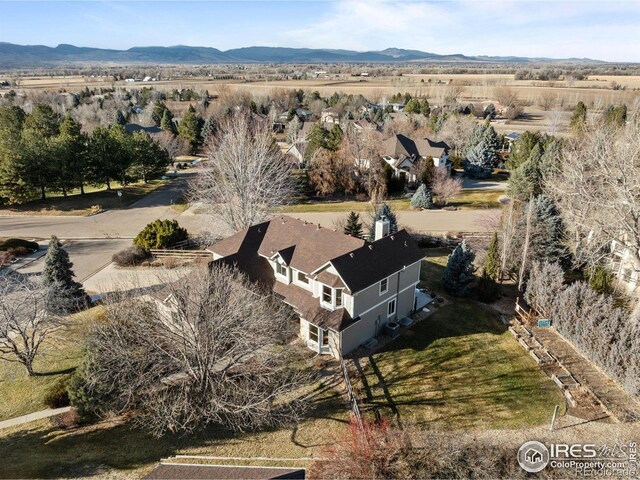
[387,298,397,318]
[320,285,334,310]
[274,260,289,281]
[293,269,311,289]
[379,277,389,295]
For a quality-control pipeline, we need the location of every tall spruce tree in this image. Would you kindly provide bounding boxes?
[531,194,568,265]
[462,142,493,179]
[42,236,88,312]
[343,211,364,239]
[442,240,476,296]
[484,231,500,280]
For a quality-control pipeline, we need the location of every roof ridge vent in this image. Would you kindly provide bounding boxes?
[390,235,395,240]
[349,252,355,258]
[404,241,407,246]
[368,245,373,250]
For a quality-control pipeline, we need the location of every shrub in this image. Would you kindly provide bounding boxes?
[44,377,70,408]
[112,246,149,266]
[7,246,29,256]
[410,184,435,209]
[0,238,39,252]
[133,219,188,252]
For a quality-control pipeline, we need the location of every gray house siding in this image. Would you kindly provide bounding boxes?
[340,261,421,355]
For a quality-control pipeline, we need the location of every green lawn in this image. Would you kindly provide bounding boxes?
[282,189,503,214]
[0,308,95,421]
[357,251,565,430]
[0,375,348,478]
[446,188,504,210]
[0,180,167,216]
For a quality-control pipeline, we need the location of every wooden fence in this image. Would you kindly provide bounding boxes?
[340,356,363,430]
[149,249,212,260]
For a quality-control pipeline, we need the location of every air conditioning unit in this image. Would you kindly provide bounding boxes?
[383,321,401,339]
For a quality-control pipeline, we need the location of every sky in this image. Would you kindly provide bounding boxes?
[0,0,639,62]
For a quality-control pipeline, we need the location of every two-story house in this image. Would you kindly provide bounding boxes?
[381,134,451,183]
[208,215,425,357]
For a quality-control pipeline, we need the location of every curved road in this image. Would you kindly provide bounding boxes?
[0,173,201,239]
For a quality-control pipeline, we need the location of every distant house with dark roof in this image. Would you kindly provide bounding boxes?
[124,124,162,135]
[381,134,451,182]
[208,215,425,357]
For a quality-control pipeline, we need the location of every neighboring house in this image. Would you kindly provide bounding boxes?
[381,134,451,182]
[209,215,425,358]
[320,107,341,125]
[504,132,521,152]
[610,239,640,297]
[295,108,313,122]
[378,102,406,112]
[348,118,380,134]
[273,111,289,133]
[285,142,306,166]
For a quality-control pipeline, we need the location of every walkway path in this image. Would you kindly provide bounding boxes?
[533,326,640,422]
[0,407,71,430]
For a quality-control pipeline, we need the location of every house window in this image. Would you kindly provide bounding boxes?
[388,298,396,317]
[335,289,343,307]
[297,271,309,284]
[322,285,332,304]
[309,324,319,343]
[275,261,286,276]
[379,278,388,295]
[322,329,329,346]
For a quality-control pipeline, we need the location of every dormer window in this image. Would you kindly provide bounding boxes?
[275,261,287,277]
[379,277,388,295]
[322,285,332,304]
[335,289,343,307]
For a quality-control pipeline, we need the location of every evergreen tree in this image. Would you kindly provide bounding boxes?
[343,211,364,239]
[404,98,421,114]
[531,194,568,265]
[160,108,175,132]
[484,231,500,280]
[419,157,436,188]
[126,131,171,183]
[200,115,217,141]
[114,110,127,126]
[178,106,201,153]
[326,124,343,151]
[484,103,497,119]
[419,99,431,117]
[369,203,398,239]
[442,240,476,296]
[42,236,88,312]
[55,113,87,196]
[410,183,434,209]
[570,101,587,134]
[0,105,29,204]
[305,123,327,160]
[462,142,493,179]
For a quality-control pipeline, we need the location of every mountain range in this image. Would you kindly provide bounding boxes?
[0,42,605,66]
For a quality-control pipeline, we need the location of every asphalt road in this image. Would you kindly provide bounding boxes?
[0,172,201,239]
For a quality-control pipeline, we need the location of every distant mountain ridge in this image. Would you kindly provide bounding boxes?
[0,42,606,66]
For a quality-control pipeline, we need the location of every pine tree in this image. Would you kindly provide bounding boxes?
[477,272,501,303]
[484,231,500,280]
[531,194,568,265]
[343,211,363,239]
[442,240,476,296]
[178,106,201,153]
[369,203,398,239]
[462,142,493,179]
[410,184,434,209]
[114,110,127,126]
[201,115,217,141]
[42,236,88,312]
[160,108,175,133]
[420,157,436,188]
[570,101,587,134]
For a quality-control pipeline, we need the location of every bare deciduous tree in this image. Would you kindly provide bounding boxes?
[189,112,294,232]
[77,264,311,436]
[493,86,518,107]
[538,91,557,111]
[545,121,640,283]
[0,274,63,376]
[438,114,477,158]
[432,168,462,206]
[153,130,189,162]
